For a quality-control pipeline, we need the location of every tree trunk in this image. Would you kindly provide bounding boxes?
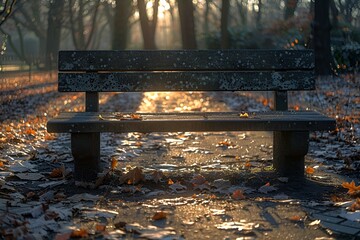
[137,0,158,49]
[220,0,230,49]
[256,0,262,29]
[45,0,65,70]
[284,0,298,20]
[313,0,332,75]
[236,0,248,27]
[112,0,132,50]
[178,0,197,49]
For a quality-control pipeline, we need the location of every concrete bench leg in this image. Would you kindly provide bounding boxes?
[273,131,309,177]
[71,133,100,183]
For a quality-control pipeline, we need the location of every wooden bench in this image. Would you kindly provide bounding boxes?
[47,50,336,183]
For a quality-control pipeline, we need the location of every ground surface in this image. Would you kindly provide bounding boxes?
[0,71,359,239]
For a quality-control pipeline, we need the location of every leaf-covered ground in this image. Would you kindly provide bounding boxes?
[0,72,359,239]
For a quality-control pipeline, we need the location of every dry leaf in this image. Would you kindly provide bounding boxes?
[121,167,144,185]
[111,157,118,170]
[70,229,88,238]
[289,215,302,222]
[50,168,63,178]
[349,198,360,212]
[96,224,106,232]
[0,162,4,168]
[168,179,174,185]
[26,128,36,135]
[130,114,142,120]
[152,170,164,183]
[232,189,245,200]
[244,161,252,168]
[305,167,315,174]
[191,174,207,186]
[239,112,249,118]
[342,180,360,195]
[152,211,167,220]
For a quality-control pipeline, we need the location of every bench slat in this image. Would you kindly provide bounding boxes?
[59,50,315,71]
[47,111,336,133]
[58,71,315,92]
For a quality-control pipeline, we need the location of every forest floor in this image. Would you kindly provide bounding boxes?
[0,71,359,239]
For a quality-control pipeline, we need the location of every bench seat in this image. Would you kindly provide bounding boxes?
[48,111,335,133]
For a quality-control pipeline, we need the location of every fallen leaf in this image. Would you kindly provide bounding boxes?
[130,114,142,120]
[258,183,277,194]
[152,170,164,183]
[244,161,252,168]
[349,198,360,212]
[305,167,315,174]
[121,167,144,185]
[152,211,167,220]
[25,128,36,135]
[342,180,360,195]
[16,173,44,181]
[70,229,88,238]
[232,189,246,200]
[191,174,207,186]
[169,182,187,192]
[49,167,63,178]
[111,157,118,170]
[239,112,249,118]
[168,178,174,185]
[289,215,302,222]
[96,224,106,232]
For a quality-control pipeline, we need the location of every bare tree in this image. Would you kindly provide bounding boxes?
[313,0,332,75]
[137,0,159,49]
[178,0,197,49]
[0,0,17,26]
[45,0,65,70]
[68,0,100,50]
[112,0,132,50]
[220,0,230,48]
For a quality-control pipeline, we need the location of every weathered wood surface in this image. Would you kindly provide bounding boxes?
[59,50,315,71]
[47,111,336,133]
[58,71,315,92]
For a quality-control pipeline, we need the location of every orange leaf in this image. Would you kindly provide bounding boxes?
[0,162,4,168]
[244,161,252,168]
[305,167,315,174]
[45,134,56,141]
[131,114,142,120]
[168,178,174,185]
[50,168,63,178]
[26,128,36,135]
[152,211,167,220]
[349,198,360,212]
[111,157,118,170]
[232,189,245,200]
[265,182,271,187]
[95,224,106,232]
[70,229,88,238]
[342,180,360,195]
[289,215,302,222]
[121,167,144,185]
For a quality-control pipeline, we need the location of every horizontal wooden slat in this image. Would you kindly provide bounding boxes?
[59,50,315,71]
[47,111,336,133]
[58,71,315,92]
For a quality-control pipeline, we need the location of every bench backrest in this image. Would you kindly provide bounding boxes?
[58,50,315,111]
